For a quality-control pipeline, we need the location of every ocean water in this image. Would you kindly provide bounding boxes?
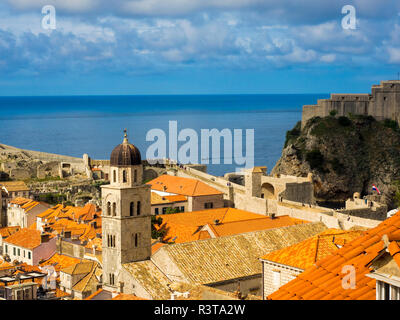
[0,94,328,176]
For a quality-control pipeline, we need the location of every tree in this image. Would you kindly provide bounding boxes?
[151,215,166,240]
[165,207,181,214]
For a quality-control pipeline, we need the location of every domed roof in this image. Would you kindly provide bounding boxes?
[110,130,141,166]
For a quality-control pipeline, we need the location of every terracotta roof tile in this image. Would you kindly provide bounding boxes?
[147,174,223,197]
[4,228,54,249]
[268,211,400,300]
[261,229,363,270]
[156,207,306,244]
[0,226,21,238]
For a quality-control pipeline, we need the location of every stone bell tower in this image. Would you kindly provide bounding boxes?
[101,129,151,291]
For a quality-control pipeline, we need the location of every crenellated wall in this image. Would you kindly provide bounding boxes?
[302,80,400,128]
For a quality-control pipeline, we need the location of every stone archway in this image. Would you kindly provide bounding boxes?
[261,183,275,199]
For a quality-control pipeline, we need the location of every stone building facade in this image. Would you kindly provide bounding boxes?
[101,131,151,292]
[261,260,301,299]
[302,80,400,128]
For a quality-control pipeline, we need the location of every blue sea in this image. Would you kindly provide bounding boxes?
[0,94,328,176]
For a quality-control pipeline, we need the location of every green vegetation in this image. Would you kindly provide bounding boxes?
[383,119,399,131]
[151,216,166,240]
[305,150,325,171]
[284,121,301,148]
[37,193,67,205]
[24,175,62,183]
[164,207,183,214]
[92,180,109,192]
[329,110,338,117]
[338,116,352,127]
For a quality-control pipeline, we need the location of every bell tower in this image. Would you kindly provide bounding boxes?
[101,129,151,291]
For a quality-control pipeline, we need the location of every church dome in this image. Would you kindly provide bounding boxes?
[110,130,142,166]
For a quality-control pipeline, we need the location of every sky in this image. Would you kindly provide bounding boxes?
[1,0,400,95]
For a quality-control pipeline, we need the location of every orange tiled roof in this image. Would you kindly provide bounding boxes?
[112,293,146,300]
[388,240,400,269]
[156,207,306,243]
[0,226,21,238]
[9,197,42,213]
[0,260,13,270]
[85,237,102,252]
[4,228,54,250]
[268,211,400,300]
[151,192,187,205]
[261,229,364,270]
[208,216,307,238]
[39,253,81,272]
[151,242,166,254]
[147,175,223,197]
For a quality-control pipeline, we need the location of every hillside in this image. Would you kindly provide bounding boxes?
[272,114,400,208]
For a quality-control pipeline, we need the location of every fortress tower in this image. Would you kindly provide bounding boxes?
[302,80,400,128]
[101,130,151,291]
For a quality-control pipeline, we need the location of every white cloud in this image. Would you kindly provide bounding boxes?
[388,47,400,64]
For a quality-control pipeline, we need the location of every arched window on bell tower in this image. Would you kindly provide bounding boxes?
[134,169,137,183]
[137,201,141,216]
[113,170,116,183]
[123,170,127,183]
[107,202,111,216]
[130,202,134,216]
[112,203,116,216]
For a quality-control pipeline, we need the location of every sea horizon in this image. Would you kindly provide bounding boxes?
[0,93,329,175]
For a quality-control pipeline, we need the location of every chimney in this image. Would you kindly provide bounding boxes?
[270,213,276,219]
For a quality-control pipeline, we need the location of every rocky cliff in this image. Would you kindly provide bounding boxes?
[272,115,400,208]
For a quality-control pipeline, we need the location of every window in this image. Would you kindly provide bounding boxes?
[204,202,214,209]
[130,202,134,216]
[28,252,31,259]
[134,169,137,183]
[108,235,116,247]
[107,202,111,216]
[13,247,16,255]
[134,234,138,247]
[272,271,281,289]
[113,170,116,183]
[180,206,185,212]
[137,201,141,216]
[155,208,159,215]
[162,207,167,214]
[109,273,115,285]
[5,245,7,254]
[123,170,127,183]
[16,290,23,300]
[18,248,20,256]
[112,203,116,216]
